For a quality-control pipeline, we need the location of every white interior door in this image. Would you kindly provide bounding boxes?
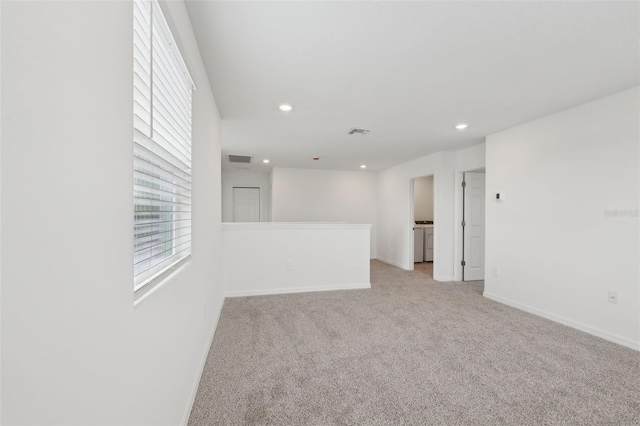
[232,187,260,222]
[463,172,485,281]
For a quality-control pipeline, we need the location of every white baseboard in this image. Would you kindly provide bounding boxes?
[180,297,225,426]
[376,257,405,269]
[483,292,640,351]
[225,282,371,298]
[434,275,454,282]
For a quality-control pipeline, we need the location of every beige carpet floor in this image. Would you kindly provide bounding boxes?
[188,260,640,425]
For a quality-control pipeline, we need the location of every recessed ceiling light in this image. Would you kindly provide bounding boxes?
[263,159,270,164]
[279,104,293,112]
[455,123,468,130]
[360,165,367,169]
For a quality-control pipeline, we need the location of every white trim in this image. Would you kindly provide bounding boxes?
[376,257,406,269]
[407,177,417,273]
[433,275,454,282]
[409,178,416,266]
[454,167,486,282]
[229,184,266,222]
[179,298,225,426]
[222,222,372,231]
[225,282,371,298]
[483,292,640,351]
[133,257,191,306]
[134,255,192,295]
[453,171,465,281]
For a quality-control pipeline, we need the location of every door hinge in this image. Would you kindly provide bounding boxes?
[461,260,466,266]
[461,220,466,227]
[462,181,466,188]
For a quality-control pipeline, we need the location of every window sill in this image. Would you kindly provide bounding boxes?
[133,255,192,306]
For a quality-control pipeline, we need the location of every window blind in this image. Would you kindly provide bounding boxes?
[133,0,194,292]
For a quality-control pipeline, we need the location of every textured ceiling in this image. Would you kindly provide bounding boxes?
[186,1,639,172]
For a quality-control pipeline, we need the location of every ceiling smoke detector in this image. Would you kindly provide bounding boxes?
[228,155,252,164]
[347,128,371,135]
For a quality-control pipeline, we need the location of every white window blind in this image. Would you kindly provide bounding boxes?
[133,0,194,292]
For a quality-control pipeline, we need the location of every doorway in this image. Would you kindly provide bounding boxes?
[232,187,260,222]
[412,175,434,278]
[461,172,485,281]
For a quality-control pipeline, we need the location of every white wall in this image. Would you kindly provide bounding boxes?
[221,170,271,222]
[376,144,485,280]
[1,1,224,425]
[484,87,639,350]
[455,143,486,173]
[413,176,434,222]
[223,223,371,297]
[271,167,378,258]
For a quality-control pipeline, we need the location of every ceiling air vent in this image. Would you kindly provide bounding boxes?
[347,128,371,135]
[228,155,252,164]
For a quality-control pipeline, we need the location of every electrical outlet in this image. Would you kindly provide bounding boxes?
[287,260,294,270]
[492,266,501,277]
[608,291,618,304]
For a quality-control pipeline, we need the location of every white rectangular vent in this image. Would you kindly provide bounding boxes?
[347,128,371,135]
[228,155,252,164]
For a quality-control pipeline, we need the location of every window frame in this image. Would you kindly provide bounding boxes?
[133,0,195,299]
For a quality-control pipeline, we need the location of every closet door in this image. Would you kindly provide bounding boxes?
[233,187,260,222]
